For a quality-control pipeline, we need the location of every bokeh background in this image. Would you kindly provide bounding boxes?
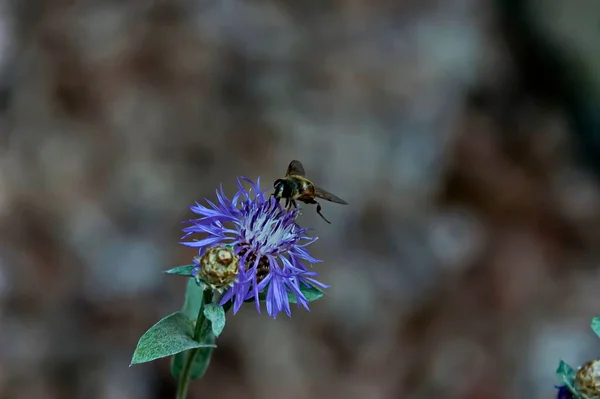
[1,0,600,398]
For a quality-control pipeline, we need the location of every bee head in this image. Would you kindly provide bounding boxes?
[273,179,285,199]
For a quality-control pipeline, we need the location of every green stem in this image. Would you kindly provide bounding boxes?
[176,289,213,399]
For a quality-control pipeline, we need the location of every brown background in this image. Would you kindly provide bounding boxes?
[1,0,600,398]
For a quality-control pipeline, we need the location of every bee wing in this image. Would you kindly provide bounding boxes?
[314,186,348,205]
[286,160,306,177]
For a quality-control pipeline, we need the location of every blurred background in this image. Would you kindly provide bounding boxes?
[1,0,600,398]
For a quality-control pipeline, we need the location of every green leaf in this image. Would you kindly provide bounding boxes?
[556,360,578,396]
[170,351,186,380]
[170,335,216,380]
[181,278,205,320]
[591,317,600,339]
[289,283,324,303]
[189,343,216,379]
[204,304,226,337]
[164,264,196,277]
[130,312,215,366]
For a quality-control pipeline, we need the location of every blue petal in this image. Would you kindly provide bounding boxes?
[288,278,310,310]
[180,235,223,248]
[280,256,307,275]
[265,278,278,317]
[183,222,222,235]
[256,274,271,293]
[233,280,250,314]
[291,246,322,263]
[220,288,235,306]
[251,274,261,313]
[306,278,329,289]
[236,178,251,201]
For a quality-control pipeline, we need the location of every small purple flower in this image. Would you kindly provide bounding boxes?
[555,386,573,399]
[181,177,327,318]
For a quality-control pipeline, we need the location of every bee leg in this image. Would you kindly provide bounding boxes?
[284,197,290,209]
[289,199,303,216]
[315,202,332,224]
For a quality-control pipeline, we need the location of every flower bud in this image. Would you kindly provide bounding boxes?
[194,246,239,292]
[576,359,600,397]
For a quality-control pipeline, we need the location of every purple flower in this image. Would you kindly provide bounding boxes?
[181,177,327,318]
[555,386,573,399]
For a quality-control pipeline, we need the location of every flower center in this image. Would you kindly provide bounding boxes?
[238,245,270,284]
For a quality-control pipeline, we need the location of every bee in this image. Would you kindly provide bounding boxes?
[272,160,347,224]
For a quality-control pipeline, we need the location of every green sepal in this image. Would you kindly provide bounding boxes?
[164,264,196,277]
[591,317,600,339]
[130,312,216,366]
[556,360,579,397]
[244,283,324,304]
[204,304,226,337]
[582,317,600,399]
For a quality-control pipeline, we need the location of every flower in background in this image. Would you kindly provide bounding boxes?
[181,177,327,318]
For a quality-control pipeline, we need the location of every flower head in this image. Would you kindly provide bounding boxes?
[181,177,327,318]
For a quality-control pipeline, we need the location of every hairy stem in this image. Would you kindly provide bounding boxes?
[176,289,213,399]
